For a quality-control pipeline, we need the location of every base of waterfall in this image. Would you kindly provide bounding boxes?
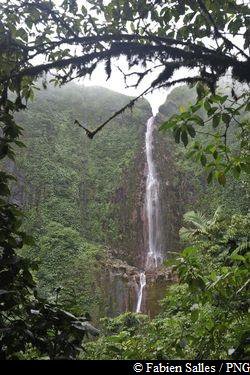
[98,249,176,317]
[96,250,176,317]
[135,266,177,315]
[136,272,146,313]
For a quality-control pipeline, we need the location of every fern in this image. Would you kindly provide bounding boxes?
[183,211,207,230]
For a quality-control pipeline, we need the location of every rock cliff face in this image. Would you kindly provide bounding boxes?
[154,115,196,258]
[98,251,177,318]
[98,87,200,316]
[10,83,195,318]
[109,124,147,267]
[98,114,194,317]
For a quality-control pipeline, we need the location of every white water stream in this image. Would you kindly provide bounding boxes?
[136,272,146,313]
[136,116,162,313]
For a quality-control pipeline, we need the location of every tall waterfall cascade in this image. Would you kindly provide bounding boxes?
[136,116,163,313]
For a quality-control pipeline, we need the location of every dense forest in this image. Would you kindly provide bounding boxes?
[0,0,249,362]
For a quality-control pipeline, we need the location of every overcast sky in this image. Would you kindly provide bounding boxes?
[82,60,170,115]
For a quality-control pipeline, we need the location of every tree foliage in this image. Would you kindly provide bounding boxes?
[85,210,249,359]
[160,88,249,184]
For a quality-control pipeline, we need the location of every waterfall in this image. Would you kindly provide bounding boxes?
[136,272,146,313]
[136,116,162,313]
[145,116,162,268]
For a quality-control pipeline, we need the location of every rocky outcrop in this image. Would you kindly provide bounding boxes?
[98,249,177,317]
[100,254,139,316]
[144,267,177,317]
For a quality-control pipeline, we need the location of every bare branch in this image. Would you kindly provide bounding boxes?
[74,87,150,139]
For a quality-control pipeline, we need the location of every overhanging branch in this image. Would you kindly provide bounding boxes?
[74,76,213,139]
[74,86,150,139]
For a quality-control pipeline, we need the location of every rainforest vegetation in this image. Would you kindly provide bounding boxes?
[0,0,249,360]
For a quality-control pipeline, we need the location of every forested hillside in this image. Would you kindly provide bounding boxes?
[10,83,152,318]
[9,83,248,325]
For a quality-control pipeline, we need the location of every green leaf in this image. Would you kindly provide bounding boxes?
[222,113,231,124]
[221,266,229,274]
[204,100,211,112]
[230,254,246,262]
[181,130,188,147]
[190,115,203,126]
[207,107,217,116]
[190,102,202,113]
[212,114,221,128]
[211,94,223,103]
[107,345,122,354]
[219,95,228,104]
[182,247,198,257]
[217,172,226,185]
[160,121,175,131]
[174,127,181,143]
[210,271,217,282]
[187,124,196,138]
